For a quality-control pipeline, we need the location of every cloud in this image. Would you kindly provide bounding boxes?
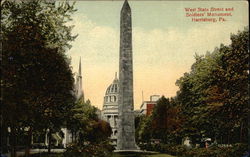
[67,14,119,109]
[69,14,119,65]
[133,21,245,68]
[133,21,246,108]
[67,13,246,109]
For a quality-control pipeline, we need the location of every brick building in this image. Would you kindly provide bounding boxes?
[140,95,160,116]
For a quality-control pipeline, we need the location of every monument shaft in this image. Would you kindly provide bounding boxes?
[117,0,137,150]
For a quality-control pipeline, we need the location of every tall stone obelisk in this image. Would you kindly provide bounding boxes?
[117,0,137,150]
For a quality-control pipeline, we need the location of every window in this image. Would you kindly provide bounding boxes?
[107,115,111,122]
[111,85,114,93]
[114,96,117,102]
[114,84,118,92]
[114,115,118,126]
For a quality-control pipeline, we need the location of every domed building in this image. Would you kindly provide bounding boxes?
[101,73,119,146]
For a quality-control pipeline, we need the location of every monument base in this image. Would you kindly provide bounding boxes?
[114,149,157,154]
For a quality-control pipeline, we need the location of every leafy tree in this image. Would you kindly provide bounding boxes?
[136,115,153,143]
[136,96,184,144]
[65,98,113,156]
[86,119,112,143]
[175,28,249,145]
[67,98,112,145]
[150,96,169,142]
[1,0,77,156]
[206,28,249,144]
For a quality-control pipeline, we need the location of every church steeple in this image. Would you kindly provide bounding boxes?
[75,57,84,102]
[79,57,82,77]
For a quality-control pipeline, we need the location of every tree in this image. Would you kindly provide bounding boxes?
[175,28,249,145]
[150,96,169,142]
[1,0,77,156]
[206,28,249,144]
[67,98,112,145]
[136,115,153,143]
[136,96,184,144]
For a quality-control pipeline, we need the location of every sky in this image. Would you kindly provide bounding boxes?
[67,0,248,110]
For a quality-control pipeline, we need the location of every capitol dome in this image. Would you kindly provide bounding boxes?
[101,73,119,146]
[104,76,119,102]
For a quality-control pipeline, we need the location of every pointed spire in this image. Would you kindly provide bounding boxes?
[113,72,118,83]
[78,57,82,77]
[75,57,84,102]
[121,0,130,12]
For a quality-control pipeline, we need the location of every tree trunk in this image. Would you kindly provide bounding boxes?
[220,135,222,144]
[240,122,243,143]
[25,127,32,157]
[10,127,17,157]
[71,131,73,142]
[48,129,52,154]
[74,131,77,142]
[0,124,8,153]
[227,130,230,145]
[248,111,250,151]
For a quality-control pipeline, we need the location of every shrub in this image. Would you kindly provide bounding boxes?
[64,141,114,157]
[20,152,63,157]
[181,143,248,157]
[139,143,248,157]
[138,143,154,151]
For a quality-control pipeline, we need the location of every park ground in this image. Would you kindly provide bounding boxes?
[112,153,174,157]
[4,150,175,157]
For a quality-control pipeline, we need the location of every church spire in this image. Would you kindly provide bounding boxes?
[75,57,84,102]
[79,57,82,77]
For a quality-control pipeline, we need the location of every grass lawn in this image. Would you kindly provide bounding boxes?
[111,153,175,157]
[20,152,175,157]
[146,154,175,157]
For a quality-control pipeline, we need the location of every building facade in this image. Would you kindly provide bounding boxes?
[101,73,119,146]
[140,95,160,116]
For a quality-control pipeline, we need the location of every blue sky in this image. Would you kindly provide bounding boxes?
[67,0,248,109]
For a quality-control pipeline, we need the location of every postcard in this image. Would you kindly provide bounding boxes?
[1,0,248,156]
